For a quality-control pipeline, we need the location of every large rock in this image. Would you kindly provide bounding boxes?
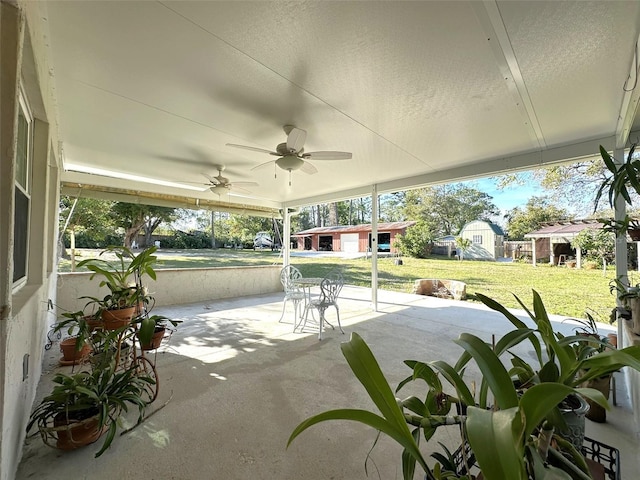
[412,279,467,301]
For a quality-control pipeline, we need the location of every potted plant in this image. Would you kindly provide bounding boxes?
[53,310,97,364]
[288,291,640,479]
[26,359,152,457]
[77,246,159,329]
[135,314,182,351]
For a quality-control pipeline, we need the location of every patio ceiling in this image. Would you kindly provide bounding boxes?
[43,1,640,215]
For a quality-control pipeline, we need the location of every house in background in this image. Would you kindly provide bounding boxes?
[458,220,505,260]
[293,221,416,253]
[524,220,604,267]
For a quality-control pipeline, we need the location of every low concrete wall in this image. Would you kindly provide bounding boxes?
[56,266,282,314]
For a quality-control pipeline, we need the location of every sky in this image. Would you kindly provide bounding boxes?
[461,175,541,215]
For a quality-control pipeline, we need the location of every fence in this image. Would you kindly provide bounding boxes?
[504,241,533,259]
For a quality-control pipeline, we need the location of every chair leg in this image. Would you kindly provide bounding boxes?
[318,309,325,341]
[334,305,344,334]
[278,298,288,323]
[299,304,311,333]
[292,299,302,332]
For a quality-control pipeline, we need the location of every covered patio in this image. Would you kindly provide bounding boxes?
[4,2,640,479]
[16,287,636,479]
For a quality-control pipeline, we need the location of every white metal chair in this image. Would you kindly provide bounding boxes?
[300,270,345,340]
[278,265,306,331]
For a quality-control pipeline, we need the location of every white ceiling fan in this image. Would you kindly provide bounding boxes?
[203,165,258,196]
[226,125,352,184]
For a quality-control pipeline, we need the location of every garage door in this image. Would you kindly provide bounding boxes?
[341,233,359,253]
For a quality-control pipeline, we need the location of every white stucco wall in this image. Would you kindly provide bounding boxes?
[56,266,282,314]
[1,3,62,480]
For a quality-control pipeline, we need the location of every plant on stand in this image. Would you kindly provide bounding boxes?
[288,291,640,479]
[27,351,152,457]
[77,245,159,329]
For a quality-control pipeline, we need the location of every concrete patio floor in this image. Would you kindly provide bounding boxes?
[17,287,638,479]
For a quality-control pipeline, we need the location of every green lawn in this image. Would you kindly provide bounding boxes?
[59,249,618,321]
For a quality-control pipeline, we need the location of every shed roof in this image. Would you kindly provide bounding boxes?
[524,219,603,239]
[294,221,416,236]
[461,220,505,236]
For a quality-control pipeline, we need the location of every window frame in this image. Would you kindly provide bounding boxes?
[12,87,33,290]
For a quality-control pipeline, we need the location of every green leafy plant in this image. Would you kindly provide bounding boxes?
[594,143,639,210]
[26,360,152,457]
[135,314,182,346]
[77,245,158,310]
[288,291,640,480]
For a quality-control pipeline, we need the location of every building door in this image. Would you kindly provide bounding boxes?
[341,233,359,252]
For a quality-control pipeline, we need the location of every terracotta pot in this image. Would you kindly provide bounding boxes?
[60,337,91,362]
[607,333,618,348]
[583,375,611,423]
[53,411,105,450]
[140,327,165,351]
[85,315,103,332]
[101,306,136,330]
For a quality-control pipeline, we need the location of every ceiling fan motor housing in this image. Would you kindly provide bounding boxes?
[276,154,304,171]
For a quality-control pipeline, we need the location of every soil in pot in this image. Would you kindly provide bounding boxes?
[60,337,92,363]
[53,409,105,450]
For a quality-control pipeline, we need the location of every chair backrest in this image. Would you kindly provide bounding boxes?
[319,270,344,304]
[280,265,302,293]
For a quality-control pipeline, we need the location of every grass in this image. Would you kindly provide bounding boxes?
[59,248,618,321]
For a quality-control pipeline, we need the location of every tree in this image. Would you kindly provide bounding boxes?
[110,203,177,248]
[228,215,274,246]
[402,185,499,237]
[393,221,437,258]
[571,229,615,266]
[58,196,116,250]
[491,156,638,216]
[455,236,472,261]
[504,197,570,240]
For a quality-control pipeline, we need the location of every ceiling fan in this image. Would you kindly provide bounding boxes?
[226,125,352,184]
[203,165,258,196]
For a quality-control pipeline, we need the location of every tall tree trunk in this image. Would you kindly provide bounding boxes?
[328,202,339,226]
[315,204,321,227]
[124,226,143,248]
[144,217,163,247]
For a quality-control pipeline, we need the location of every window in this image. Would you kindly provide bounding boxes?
[472,235,482,244]
[13,91,32,286]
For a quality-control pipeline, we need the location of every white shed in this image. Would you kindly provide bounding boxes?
[459,220,505,260]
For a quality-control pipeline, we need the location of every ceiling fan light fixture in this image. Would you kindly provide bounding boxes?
[276,154,304,171]
[210,184,230,195]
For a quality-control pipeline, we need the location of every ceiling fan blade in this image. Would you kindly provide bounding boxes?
[303,151,352,160]
[300,161,318,175]
[226,143,277,155]
[251,160,275,171]
[202,173,219,184]
[286,128,307,152]
[231,181,259,187]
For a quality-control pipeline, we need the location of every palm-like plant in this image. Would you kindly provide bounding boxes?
[288,291,640,480]
[27,360,152,457]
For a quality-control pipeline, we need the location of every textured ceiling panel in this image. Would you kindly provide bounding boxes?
[499,0,640,146]
[41,1,640,209]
